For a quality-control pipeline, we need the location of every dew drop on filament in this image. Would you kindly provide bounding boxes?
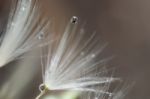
[38,32,45,40]
[71,16,78,24]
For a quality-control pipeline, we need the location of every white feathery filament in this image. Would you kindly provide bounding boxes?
[0,0,49,67]
[37,16,118,98]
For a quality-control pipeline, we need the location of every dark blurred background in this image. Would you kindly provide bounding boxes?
[0,0,150,99]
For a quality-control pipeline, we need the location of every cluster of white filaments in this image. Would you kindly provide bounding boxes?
[82,85,130,99]
[0,0,129,99]
[35,16,119,99]
[0,0,49,67]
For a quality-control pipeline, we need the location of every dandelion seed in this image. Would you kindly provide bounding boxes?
[0,0,50,67]
[36,16,118,99]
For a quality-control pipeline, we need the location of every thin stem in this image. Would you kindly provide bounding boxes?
[36,88,48,99]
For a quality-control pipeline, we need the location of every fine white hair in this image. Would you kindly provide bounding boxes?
[41,16,118,94]
[0,0,49,67]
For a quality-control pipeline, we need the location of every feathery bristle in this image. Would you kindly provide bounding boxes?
[82,84,132,99]
[41,16,118,94]
[0,0,49,67]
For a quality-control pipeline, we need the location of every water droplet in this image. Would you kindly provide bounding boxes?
[71,16,78,24]
[38,32,45,40]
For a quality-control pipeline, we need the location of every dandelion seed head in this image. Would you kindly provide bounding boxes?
[40,16,117,95]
